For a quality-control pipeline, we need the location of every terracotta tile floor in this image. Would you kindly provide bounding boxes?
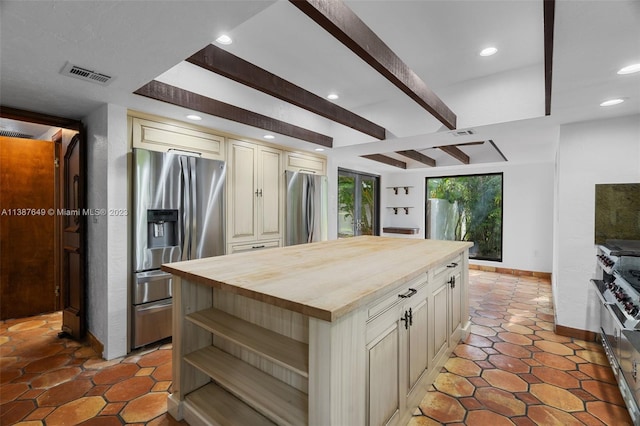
[0,270,633,425]
[0,313,184,425]
[408,270,633,426]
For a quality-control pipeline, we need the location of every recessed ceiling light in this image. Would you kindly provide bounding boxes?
[600,98,625,107]
[314,148,325,152]
[263,134,275,140]
[215,34,232,45]
[479,47,498,57]
[327,93,339,100]
[618,63,640,75]
[186,114,202,121]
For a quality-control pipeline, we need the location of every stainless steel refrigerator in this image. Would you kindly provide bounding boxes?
[131,148,225,349]
[285,171,328,246]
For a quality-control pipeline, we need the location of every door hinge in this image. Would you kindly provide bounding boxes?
[55,285,60,296]
[54,158,60,168]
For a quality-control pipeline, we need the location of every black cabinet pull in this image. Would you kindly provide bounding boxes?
[398,288,417,298]
[252,245,266,249]
[400,308,414,329]
[447,262,458,268]
[449,276,456,289]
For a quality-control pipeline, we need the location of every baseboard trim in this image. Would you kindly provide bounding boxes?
[468,264,551,280]
[554,324,598,342]
[85,331,104,358]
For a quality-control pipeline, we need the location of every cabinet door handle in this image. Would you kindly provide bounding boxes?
[251,245,266,249]
[447,262,458,268]
[398,288,417,298]
[634,360,638,381]
[400,310,410,329]
[255,189,263,197]
[408,307,413,326]
[449,276,456,289]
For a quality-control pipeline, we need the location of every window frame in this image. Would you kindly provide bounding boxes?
[425,172,504,262]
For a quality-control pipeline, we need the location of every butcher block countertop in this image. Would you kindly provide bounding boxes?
[162,236,472,322]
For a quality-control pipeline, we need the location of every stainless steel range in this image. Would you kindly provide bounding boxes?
[592,240,640,425]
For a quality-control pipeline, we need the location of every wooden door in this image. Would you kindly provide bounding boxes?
[59,134,85,339]
[0,137,56,319]
[227,140,257,242]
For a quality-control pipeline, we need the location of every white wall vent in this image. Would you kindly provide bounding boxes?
[60,62,114,86]
[0,130,33,138]
[450,129,475,137]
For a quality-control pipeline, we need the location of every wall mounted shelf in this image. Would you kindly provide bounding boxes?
[386,186,413,195]
[383,227,420,235]
[387,207,412,215]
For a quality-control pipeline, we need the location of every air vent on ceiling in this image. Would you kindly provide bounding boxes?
[60,62,114,86]
[450,129,475,137]
[0,130,33,138]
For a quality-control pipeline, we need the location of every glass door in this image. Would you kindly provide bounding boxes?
[338,169,379,238]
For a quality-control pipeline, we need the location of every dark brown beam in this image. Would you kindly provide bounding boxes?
[0,106,82,131]
[437,145,470,164]
[361,154,406,169]
[187,45,386,140]
[290,0,456,130]
[395,150,436,167]
[134,80,333,148]
[544,0,555,116]
[488,140,508,162]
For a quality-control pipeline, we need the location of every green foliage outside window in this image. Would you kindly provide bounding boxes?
[338,176,375,236]
[427,174,503,261]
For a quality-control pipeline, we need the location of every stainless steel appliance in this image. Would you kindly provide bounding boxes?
[285,170,328,246]
[132,148,225,348]
[591,240,640,424]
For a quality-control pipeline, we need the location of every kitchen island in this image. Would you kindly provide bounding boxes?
[163,236,472,426]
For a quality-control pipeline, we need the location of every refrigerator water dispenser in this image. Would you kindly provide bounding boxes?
[147,209,178,248]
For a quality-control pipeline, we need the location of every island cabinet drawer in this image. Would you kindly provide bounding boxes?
[227,239,281,254]
[367,274,428,320]
[432,254,462,280]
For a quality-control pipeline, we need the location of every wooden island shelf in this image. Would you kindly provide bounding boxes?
[163,236,472,426]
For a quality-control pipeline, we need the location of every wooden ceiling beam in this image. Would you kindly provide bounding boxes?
[395,150,436,167]
[437,145,470,164]
[290,0,457,130]
[134,80,333,148]
[361,154,406,169]
[187,44,386,140]
[544,0,556,116]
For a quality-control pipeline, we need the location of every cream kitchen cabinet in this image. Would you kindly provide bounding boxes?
[129,114,225,161]
[366,276,429,426]
[284,151,326,175]
[430,254,466,366]
[226,139,283,252]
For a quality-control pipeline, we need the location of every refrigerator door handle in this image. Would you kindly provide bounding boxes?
[189,156,198,260]
[307,175,315,243]
[180,156,191,261]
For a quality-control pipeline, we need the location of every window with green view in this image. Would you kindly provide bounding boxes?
[425,173,503,261]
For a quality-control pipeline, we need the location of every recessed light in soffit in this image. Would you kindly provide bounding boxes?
[618,64,640,75]
[479,47,498,57]
[215,34,233,45]
[600,98,625,107]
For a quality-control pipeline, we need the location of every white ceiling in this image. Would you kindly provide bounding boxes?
[1,0,638,173]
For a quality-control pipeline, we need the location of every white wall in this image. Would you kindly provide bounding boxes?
[84,103,129,359]
[553,114,640,332]
[378,161,555,273]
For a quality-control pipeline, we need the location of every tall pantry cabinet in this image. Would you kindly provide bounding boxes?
[226,139,283,254]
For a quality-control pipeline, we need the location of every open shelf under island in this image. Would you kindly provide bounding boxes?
[162,235,473,426]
